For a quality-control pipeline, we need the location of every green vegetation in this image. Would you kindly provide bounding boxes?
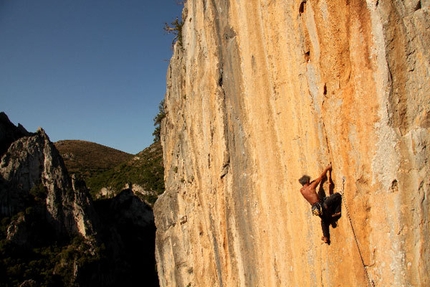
[152,99,166,143]
[55,140,133,180]
[55,134,164,206]
[86,141,164,205]
[0,186,105,287]
[29,183,47,201]
[0,204,155,287]
[164,17,184,48]
[0,239,61,286]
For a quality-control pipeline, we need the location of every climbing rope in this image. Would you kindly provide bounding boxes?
[339,177,375,287]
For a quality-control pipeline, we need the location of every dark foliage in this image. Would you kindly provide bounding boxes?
[164,17,184,48]
[0,188,159,287]
[55,140,133,181]
[152,100,166,143]
[86,141,164,206]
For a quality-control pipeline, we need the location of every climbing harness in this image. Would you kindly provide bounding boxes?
[339,177,375,287]
[312,202,323,216]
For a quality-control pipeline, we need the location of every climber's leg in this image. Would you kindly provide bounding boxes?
[323,193,342,217]
[320,217,330,244]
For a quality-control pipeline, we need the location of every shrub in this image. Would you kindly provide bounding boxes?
[164,17,184,47]
[153,100,165,143]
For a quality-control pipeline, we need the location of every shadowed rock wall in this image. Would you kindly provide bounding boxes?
[154,0,430,286]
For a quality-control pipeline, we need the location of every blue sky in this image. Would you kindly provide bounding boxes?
[0,0,183,154]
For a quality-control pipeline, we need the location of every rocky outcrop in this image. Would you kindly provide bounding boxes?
[0,114,159,286]
[154,1,429,286]
[0,112,31,156]
[0,126,96,238]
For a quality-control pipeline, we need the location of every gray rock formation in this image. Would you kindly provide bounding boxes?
[0,117,97,239]
[0,112,159,286]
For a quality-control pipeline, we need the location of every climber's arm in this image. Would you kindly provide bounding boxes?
[322,164,332,176]
[308,165,332,190]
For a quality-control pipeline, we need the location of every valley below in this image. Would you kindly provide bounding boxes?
[0,112,163,286]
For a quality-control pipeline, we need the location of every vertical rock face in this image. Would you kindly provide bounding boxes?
[154,1,429,286]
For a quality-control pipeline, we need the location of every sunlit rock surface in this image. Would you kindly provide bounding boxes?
[154,1,429,286]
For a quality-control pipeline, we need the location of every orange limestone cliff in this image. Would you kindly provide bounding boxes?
[154,0,429,286]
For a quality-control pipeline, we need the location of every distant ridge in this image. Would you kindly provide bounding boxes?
[55,140,133,178]
[86,141,164,204]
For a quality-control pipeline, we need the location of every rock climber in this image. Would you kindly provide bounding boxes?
[298,164,342,244]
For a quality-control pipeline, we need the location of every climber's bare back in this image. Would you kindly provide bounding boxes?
[300,184,320,205]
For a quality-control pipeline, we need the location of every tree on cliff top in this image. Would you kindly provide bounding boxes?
[164,17,184,48]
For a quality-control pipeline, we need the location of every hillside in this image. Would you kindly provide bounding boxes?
[55,140,164,205]
[87,141,164,205]
[55,140,133,178]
